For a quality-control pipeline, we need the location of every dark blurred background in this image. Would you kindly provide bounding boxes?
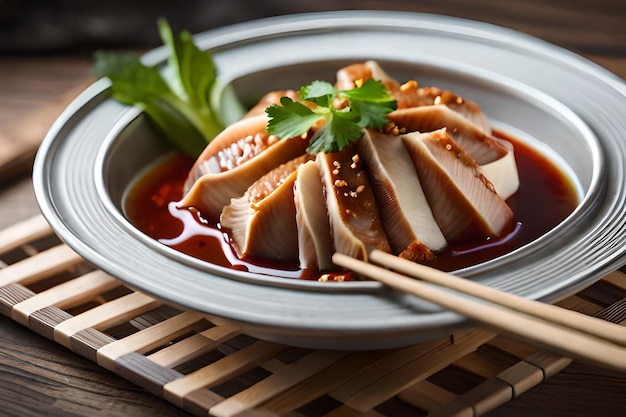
[1,0,624,57]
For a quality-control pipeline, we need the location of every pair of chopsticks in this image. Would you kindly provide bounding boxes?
[332,250,626,372]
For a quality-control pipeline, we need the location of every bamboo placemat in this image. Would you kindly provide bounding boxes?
[0,215,625,416]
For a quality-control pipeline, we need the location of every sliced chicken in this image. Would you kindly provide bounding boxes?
[294,160,334,270]
[402,129,515,244]
[387,106,498,162]
[478,138,519,201]
[394,85,490,132]
[181,114,309,221]
[357,129,444,260]
[243,90,300,119]
[317,145,392,262]
[220,154,314,261]
[336,60,490,131]
[335,60,398,91]
[181,61,523,271]
[387,105,519,199]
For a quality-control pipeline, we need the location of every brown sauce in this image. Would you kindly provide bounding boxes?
[124,130,579,280]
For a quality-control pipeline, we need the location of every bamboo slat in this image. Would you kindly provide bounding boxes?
[0,214,624,417]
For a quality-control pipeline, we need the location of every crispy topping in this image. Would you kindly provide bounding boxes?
[351,154,361,169]
[400,80,418,92]
[318,273,347,282]
[383,122,405,136]
[332,160,342,175]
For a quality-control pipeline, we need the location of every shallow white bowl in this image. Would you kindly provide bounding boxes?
[33,11,626,349]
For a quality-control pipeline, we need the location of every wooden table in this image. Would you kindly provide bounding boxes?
[1,2,625,415]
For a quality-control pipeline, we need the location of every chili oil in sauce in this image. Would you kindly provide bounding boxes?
[124,130,579,280]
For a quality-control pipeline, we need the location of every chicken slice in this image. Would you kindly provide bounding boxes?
[317,145,392,262]
[393,84,490,132]
[294,160,333,271]
[181,114,309,221]
[335,60,397,91]
[220,154,314,261]
[478,139,519,201]
[336,60,490,131]
[243,90,300,119]
[387,105,519,199]
[402,129,515,244]
[357,129,444,260]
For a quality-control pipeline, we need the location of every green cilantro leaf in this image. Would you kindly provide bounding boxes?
[265,78,397,153]
[266,97,325,139]
[307,109,362,154]
[340,78,396,129]
[299,81,335,107]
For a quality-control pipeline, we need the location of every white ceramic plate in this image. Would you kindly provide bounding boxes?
[33,11,626,349]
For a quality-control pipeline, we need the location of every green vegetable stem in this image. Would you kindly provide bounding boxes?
[93,18,225,158]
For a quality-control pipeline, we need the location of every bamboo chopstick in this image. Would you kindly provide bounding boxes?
[368,250,626,347]
[332,251,626,372]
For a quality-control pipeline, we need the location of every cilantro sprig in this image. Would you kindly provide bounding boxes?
[93,18,227,157]
[266,78,397,153]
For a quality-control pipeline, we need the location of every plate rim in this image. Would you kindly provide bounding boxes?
[32,10,626,349]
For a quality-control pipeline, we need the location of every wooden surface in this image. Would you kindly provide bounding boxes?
[6,229,622,417]
[0,1,625,416]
